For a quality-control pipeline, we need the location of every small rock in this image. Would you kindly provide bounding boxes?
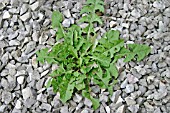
[20,4,28,15]
[125,97,136,105]
[153,1,165,9]
[25,41,36,54]
[32,31,39,42]
[73,93,82,103]
[69,18,75,24]
[154,107,161,113]
[9,40,20,46]
[41,70,49,77]
[40,103,51,111]
[22,87,33,100]
[110,21,117,28]
[139,79,147,87]
[15,70,26,76]
[116,105,125,113]
[36,78,45,90]
[84,98,92,107]
[125,84,134,93]
[81,109,89,113]
[3,11,11,19]
[100,105,105,113]
[0,105,7,112]
[99,93,108,102]
[127,74,139,84]
[62,19,70,27]
[60,105,69,113]
[121,79,128,88]
[110,90,121,103]
[20,12,31,21]
[2,91,13,104]
[128,104,139,113]
[131,9,141,18]
[23,98,36,108]
[164,8,170,17]
[17,76,25,84]
[63,9,71,18]
[105,106,111,113]
[29,1,39,11]
[15,100,22,109]
[144,102,154,110]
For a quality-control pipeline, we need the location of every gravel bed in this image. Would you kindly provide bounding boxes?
[0,0,170,113]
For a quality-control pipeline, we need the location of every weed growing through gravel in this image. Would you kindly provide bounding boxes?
[36,0,151,110]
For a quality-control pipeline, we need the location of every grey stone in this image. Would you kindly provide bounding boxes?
[131,9,141,18]
[40,103,51,111]
[10,0,19,6]
[139,79,147,87]
[1,52,9,65]
[153,1,165,9]
[120,79,128,88]
[15,100,22,109]
[144,102,154,110]
[15,70,26,76]
[20,12,31,22]
[63,9,71,18]
[1,69,8,76]
[84,98,92,107]
[22,87,33,100]
[164,8,170,17]
[116,105,125,113]
[9,40,20,46]
[0,105,7,112]
[20,4,28,15]
[41,70,49,77]
[125,97,136,105]
[99,93,108,102]
[60,105,69,113]
[127,74,139,84]
[36,78,45,90]
[32,31,39,42]
[128,105,139,113]
[25,41,36,54]
[62,19,70,27]
[125,84,134,93]
[105,106,110,113]
[17,76,25,84]
[37,93,47,103]
[2,91,13,104]
[3,11,11,19]
[73,93,82,103]
[23,98,36,108]
[1,78,9,89]
[29,1,39,11]
[81,109,89,113]
[100,105,105,113]
[110,90,121,103]
[154,108,161,113]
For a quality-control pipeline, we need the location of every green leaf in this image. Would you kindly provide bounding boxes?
[105,30,120,41]
[82,90,100,110]
[89,54,111,68]
[79,15,91,23]
[46,78,52,88]
[80,6,93,14]
[60,78,75,103]
[114,44,151,62]
[52,11,63,28]
[92,14,103,24]
[95,4,104,13]
[109,63,118,78]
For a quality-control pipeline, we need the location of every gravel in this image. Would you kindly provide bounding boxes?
[0,0,169,112]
